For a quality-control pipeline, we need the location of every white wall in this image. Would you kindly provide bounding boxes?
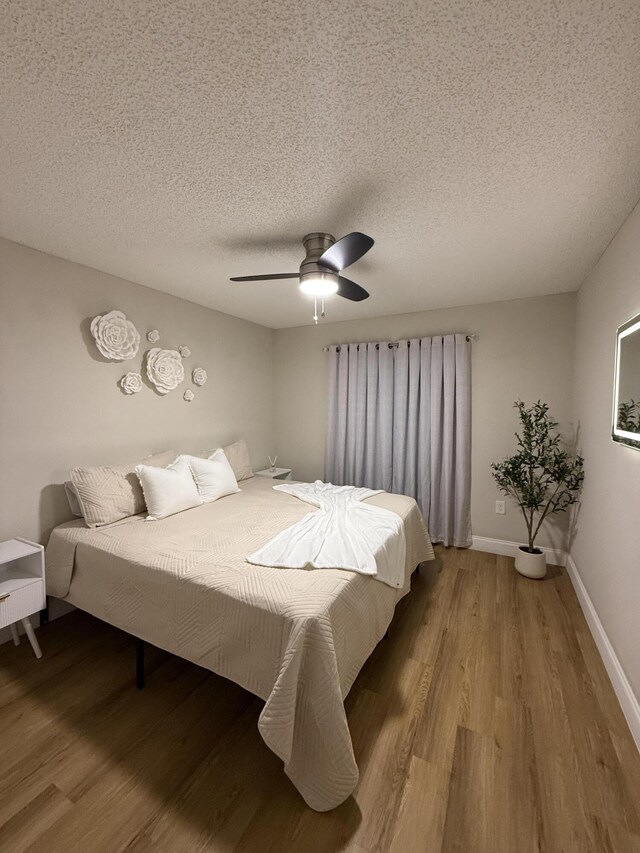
[0,238,275,544]
[274,293,576,550]
[572,201,640,699]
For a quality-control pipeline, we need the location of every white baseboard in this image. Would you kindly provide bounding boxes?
[566,555,640,752]
[471,535,567,567]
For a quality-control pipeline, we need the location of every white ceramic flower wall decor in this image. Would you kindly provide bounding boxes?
[120,372,143,395]
[192,367,207,386]
[91,310,140,361]
[183,389,194,402]
[145,348,185,395]
[147,330,160,343]
[179,346,191,358]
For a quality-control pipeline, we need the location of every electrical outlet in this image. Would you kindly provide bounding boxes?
[495,500,506,515]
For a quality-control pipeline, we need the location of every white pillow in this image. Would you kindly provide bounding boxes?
[182,450,240,503]
[135,457,202,520]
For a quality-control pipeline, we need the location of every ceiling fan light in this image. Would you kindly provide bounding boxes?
[299,276,339,297]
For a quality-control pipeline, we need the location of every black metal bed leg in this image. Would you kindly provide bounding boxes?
[136,639,145,690]
[40,596,49,626]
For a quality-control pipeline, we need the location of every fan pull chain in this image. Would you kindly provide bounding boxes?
[313,296,318,324]
[321,296,326,317]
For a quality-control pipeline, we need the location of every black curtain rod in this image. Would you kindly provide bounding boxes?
[322,334,478,352]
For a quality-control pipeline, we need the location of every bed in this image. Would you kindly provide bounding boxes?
[45,475,435,811]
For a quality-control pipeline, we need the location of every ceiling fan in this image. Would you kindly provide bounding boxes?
[230,231,374,323]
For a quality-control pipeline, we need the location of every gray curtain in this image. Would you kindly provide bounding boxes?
[324,335,471,547]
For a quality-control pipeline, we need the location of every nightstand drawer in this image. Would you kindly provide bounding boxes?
[0,579,45,629]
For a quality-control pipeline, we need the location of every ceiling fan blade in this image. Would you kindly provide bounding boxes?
[229,273,299,282]
[319,232,374,272]
[337,276,369,302]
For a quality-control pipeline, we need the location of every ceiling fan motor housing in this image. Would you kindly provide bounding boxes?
[229,230,371,304]
[299,232,338,286]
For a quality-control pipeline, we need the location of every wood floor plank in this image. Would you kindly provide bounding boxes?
[24,680,253,852]
[61,659,209,802]
[457,551,498,737]
[495,554,527,704]
[0,784,73,852]
[145,699,275,853]
[124,831,167,852]
[388,756,450,853]
[412,566,481,766]
[0,547,638,853]
[554,638,640,833]
[444,702,542,852]
[0,637,146,772]
[0,652,205,830]
[441,726,495,851]
[0,617,122,710]
[575,624,633,741]
[536,572,640,833]
[589,814,640,853]
[492,696,544,852]
[410,557,459,667]
[517,571,603,851]
[611,729,640,829]
[350,658,432,852]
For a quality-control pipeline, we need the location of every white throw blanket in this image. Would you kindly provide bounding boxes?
[246,480,407,588]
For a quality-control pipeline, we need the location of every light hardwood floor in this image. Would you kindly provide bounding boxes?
[1,547,639,852]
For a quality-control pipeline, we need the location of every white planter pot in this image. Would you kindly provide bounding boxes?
[514,546,546,579]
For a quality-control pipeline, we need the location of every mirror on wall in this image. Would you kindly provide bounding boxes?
[612,312,640,450]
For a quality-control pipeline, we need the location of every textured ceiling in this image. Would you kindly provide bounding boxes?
[2,0,640,329]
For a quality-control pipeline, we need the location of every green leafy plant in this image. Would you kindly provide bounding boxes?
[491,401,584,553]
[618,399,640,432]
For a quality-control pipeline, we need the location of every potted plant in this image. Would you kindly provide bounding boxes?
[491,401,584,578]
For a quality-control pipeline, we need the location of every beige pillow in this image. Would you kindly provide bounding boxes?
[222,440,253,481]
[64,481,84,517]
[70,450,177,528]
[191,440,253,481]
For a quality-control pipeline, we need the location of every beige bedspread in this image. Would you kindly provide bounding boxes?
[45,476,434,810]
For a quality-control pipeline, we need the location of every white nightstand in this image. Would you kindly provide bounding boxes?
[255,467,293,481]
[0,538,45,659]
